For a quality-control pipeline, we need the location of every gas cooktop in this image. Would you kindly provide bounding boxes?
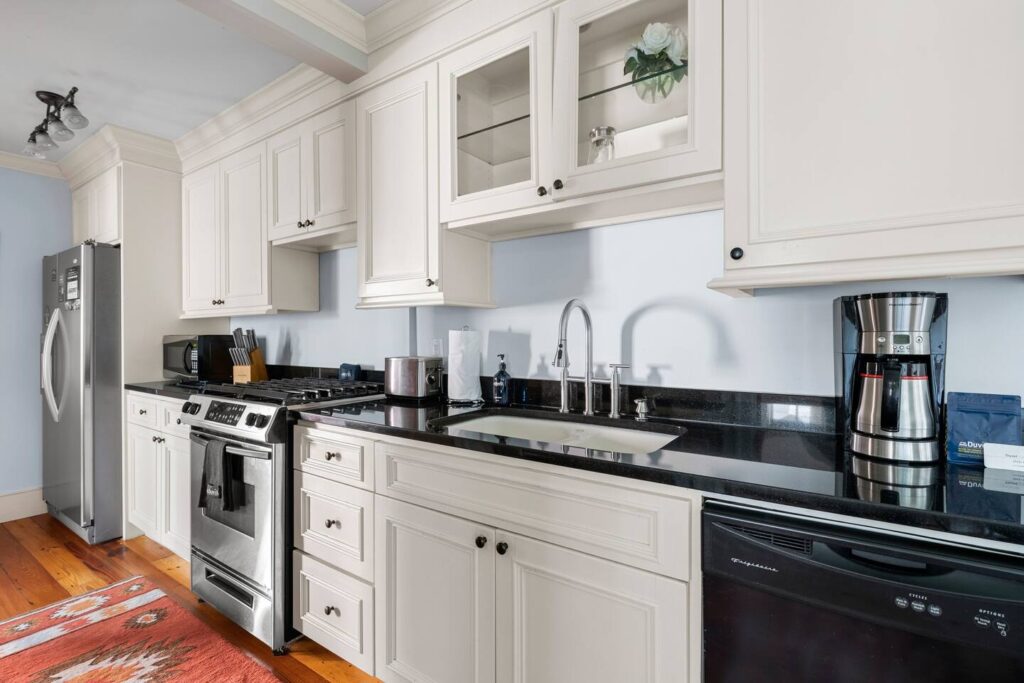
[179,377,385,407]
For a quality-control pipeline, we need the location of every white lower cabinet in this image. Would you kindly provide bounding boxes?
[374,496,496,683]
[125,391,191,559]
[293,424,700,683]
[495,532,688,683]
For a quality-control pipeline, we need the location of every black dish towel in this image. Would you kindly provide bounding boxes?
[197,438,240,512]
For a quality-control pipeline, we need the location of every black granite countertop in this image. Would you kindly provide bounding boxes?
[125,380,196,400]
[295,400,1024,548]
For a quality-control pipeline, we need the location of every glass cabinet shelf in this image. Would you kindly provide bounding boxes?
[579,62,687,103]
[457,113,531,141]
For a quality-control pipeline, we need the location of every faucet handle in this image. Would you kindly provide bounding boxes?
[609,363,630,372]
[634,397,651,422]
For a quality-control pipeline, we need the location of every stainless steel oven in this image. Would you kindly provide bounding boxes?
[703,502,1024,682]
[182,395,291,654]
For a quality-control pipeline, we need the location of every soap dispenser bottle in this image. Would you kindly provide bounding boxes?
[493,354,511,407]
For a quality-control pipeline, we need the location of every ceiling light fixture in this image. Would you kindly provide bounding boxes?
[22,87,90,158]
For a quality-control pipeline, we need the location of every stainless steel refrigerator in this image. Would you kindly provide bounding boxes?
[41,242,122,543]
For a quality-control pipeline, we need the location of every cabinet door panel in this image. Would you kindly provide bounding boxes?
[552,0,722,198]
[182,165,220,312]
[71,184,92,245]
[308,101,356,230]
[496,532,688,683]
[221,146,269,308]
[162,435,191,558]
[267,129,305,241]
[126,424,161,538]
[375,496,495,683]
[357,64,439,300]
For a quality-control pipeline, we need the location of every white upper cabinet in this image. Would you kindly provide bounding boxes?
[182,142,318,317]
[357,63,493,308]
[72,165,122,245]
[267,102,357,247]
[712,0,1024,295]
[439,12,554,223]
[551,0,722,199]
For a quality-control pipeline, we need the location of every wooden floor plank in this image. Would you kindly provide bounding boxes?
[3,517,109,595]
[1,515,385,682]
[0,525,69,620]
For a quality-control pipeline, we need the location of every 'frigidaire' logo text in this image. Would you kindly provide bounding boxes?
[731,557,778,573]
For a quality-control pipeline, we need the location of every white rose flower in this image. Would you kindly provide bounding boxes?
[639,22,673,55]
[624,45,639,64]
[666,26,688,65]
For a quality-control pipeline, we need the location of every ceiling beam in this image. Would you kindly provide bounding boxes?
[180,0,368,83]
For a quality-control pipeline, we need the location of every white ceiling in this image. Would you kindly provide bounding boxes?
[1,0,299,160]
[341,0,391,16]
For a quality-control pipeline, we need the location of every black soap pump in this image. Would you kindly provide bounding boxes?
[493,353,511,407]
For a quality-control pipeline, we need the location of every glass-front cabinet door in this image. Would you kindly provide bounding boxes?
[551,0,721,199]
[439,12,553,223]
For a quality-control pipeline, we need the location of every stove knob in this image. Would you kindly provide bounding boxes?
[181,401,193,413]
[255,415,270,428]
[245,413,258,427]
[189,403,202,414]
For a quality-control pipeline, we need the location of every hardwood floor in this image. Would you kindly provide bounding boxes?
[0,514,378,683]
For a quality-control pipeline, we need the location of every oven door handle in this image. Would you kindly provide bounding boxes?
[190,433,272,460]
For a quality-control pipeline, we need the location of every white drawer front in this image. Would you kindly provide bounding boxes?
[293,550,374,676]
[158,398,191,439]
[126,393,159,428]
[295,424,374,490]
[376,440,693,581]
[294,471,373,581]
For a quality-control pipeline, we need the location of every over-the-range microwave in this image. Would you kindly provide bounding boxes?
[163,334,234,381]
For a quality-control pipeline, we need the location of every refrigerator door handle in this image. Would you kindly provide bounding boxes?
[41,307,61,422]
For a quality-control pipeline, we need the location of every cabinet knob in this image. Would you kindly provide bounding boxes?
[325,519,340,529]
[475,535,487,549]
[151,436,157,442]
[552,179,564,190]
[425,278,436,287]
[325,451,340,461]
[536,186,548,197]
[139,409,147,415]
[176,418,182,425]
[323,605,337,616]
[496,541,508,555]
[729,247,744,260]
[297,221,303,228]
[307,219,315,227]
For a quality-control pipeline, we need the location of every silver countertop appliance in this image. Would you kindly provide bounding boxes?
[835,292,948,463]
[384,356,443,398]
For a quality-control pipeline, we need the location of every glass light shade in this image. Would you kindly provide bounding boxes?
[62,105,89,129]
[49,117,74,142]
[34,131,57,150]
[22,140,44,158]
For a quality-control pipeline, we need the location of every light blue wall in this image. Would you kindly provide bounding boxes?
[244,210,1024,403]
[0,167,72,496]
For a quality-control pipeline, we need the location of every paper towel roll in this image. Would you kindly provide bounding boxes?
[448,329,482,403]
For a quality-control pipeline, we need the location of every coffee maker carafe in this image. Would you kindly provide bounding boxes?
[835,292,948,462]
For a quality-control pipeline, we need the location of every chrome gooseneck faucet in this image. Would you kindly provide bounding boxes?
[552,298,630,417]
[553,298,595,415]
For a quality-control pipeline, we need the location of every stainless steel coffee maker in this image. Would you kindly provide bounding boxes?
[835,292,948,463]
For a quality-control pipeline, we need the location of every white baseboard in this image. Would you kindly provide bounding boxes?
[0,487,48,524]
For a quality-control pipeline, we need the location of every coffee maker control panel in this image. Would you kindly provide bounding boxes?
[866,332,930,356]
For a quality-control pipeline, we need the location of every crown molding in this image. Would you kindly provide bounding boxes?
[277,0,368,52]
[59,125,180,190]
[176,64,343,171]
[0,150,63,179]
[366,0,471,51]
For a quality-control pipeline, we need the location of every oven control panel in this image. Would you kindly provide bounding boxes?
[205,400,246,426]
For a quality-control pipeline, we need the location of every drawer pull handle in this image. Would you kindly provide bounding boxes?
[176,418,182,425]
[324,519,340,529]
[496,541,508,555]
[139,409,147,415]
[323,605,337,616]
[475,535,487,549]
[324,451,340,461]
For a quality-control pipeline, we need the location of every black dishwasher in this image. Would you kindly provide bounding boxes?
[703,503,1024,683]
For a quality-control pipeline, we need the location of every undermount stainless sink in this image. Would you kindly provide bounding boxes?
[444,414,678,455]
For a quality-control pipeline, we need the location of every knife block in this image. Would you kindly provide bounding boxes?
[233,348,269,384]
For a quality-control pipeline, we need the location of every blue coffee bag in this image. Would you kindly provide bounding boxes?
[946,392,1022,465]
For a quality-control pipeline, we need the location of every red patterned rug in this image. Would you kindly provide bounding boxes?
[0,576,281,682]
